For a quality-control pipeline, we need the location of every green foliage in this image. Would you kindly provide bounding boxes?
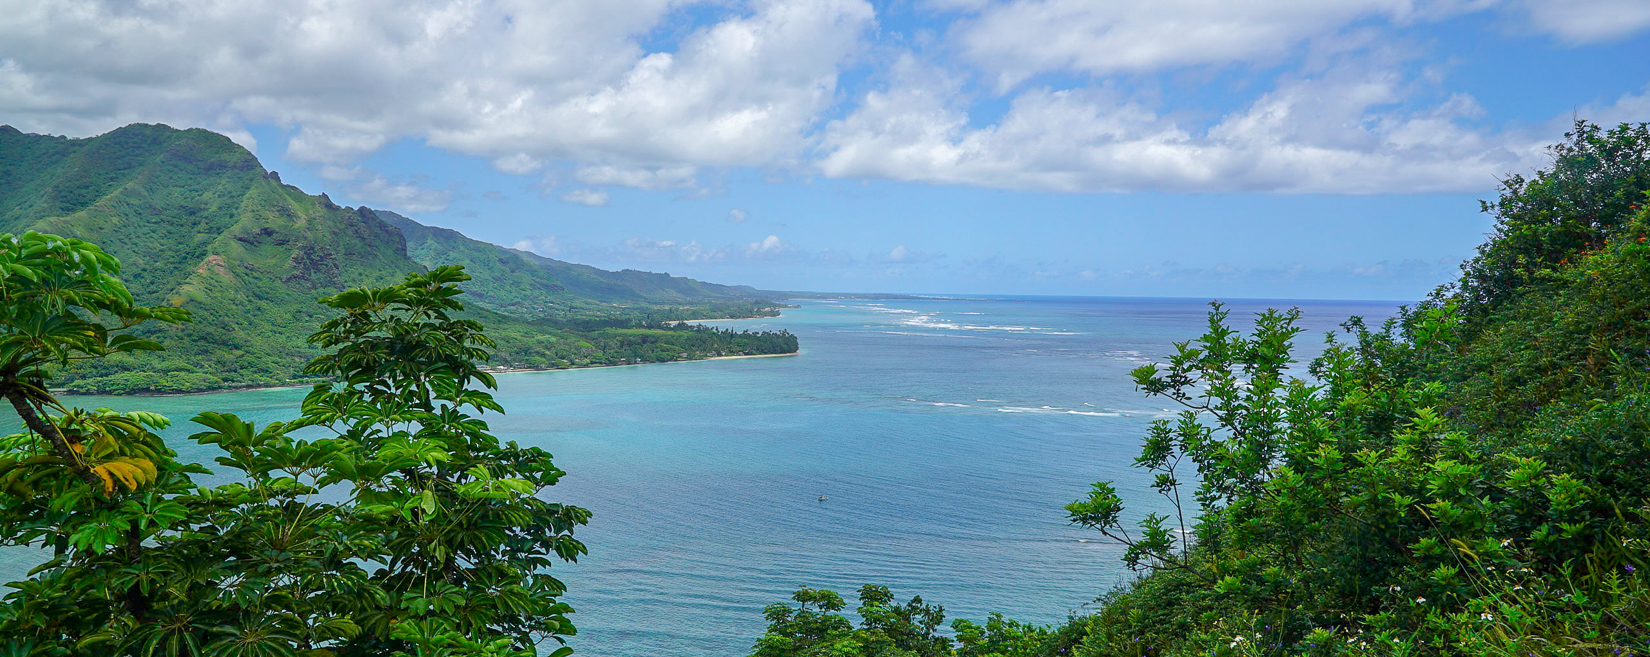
[1457,120,1650,317]
[0,230,189,491]
[0,123,792,394]
[751,121,1650,657]
[487,321,798,370]
[751,586,1065,657]
[0,249,588,655]
[381,210,776,317]
[1049,122,1650,656]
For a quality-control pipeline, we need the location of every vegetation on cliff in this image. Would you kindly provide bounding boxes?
[0,123,792,394]
[750,122,1650,657]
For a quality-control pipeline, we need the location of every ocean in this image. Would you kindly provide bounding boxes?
[0,296,1402,656]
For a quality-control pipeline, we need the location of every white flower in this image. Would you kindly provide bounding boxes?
[1415,596,1427,603]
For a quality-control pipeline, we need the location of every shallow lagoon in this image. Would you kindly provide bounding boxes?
[3,296,1400,656]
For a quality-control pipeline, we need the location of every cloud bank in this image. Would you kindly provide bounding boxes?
[1,0,1646,198]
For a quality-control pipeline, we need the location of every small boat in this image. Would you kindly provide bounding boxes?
[818,496,829,501]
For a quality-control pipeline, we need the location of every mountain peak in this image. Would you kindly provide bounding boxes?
[1,124,787,392]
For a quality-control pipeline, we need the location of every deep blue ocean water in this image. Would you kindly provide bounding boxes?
[0,296,1402,656]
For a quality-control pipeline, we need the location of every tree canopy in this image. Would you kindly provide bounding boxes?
[0,253,588,656]
[750,121,1650,657]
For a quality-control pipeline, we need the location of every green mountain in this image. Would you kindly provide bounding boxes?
[0,123,792,393]
[380,210,778,320]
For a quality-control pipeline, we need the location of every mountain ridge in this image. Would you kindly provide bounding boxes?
[0,123,794,393]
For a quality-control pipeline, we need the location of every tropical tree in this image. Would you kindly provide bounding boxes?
[282,265,590,655]
[751,585,1055,657]
[0,231,189,492]
[0,235,588,656]
[1456,120,1650,317]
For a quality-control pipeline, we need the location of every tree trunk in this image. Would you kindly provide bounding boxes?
[4,389,101,488]
[122,526,150,619]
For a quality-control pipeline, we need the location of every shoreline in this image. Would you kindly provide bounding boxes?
[490,351,800,376]
[62,308,794,397]
[60,351,801,397]
[683,315,780,322]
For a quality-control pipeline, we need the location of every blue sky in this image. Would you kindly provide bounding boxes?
[3,0,1649,299]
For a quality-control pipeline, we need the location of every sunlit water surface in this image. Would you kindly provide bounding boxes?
[0,296,1402,656]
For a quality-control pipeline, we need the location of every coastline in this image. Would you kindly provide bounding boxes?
[61,307,795,397]
[60,351,801,397]
[683,315,778,322]
[491,351,800,375]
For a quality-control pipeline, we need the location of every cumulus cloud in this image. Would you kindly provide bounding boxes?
[949,0,1487,88]
[2,0,1644,200]
[818,56,1580,193]
[877,245,942,263]
[608,235,826,264]
[606,233,861,266]
[512,234,564,256]
[946,0,1648,89]
[313,165,453,213]
[619,237,728,263]
[288,126,391,164]
[727,209,749,224]
[561,188,611,206]
[349,177,453,214]
[1518,0,1650,43]
[0,0,875,173]
[574,164,699,190]
[747,234,788,258]
[492,154,543,176]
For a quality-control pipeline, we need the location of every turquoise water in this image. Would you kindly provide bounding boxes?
[2,296,1400,656]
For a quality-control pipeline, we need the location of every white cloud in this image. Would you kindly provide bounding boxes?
[493,154,543,175]
[288,125,390,164]
[728,209,749,224]
[1,0,1644,200]
[818,58,1570,193]
[946,0,1650,89]
[0,0,875,170]
[1584,86,1650,127]
[575,164,699,190]
[311,165,453,213]
[561,188,611,206]
[950,0,1491,89]
[620,237,728,263]
[1519,0,1650,43]
[875,244,942,264]
[746,234,789,258]
[512,234,563,256]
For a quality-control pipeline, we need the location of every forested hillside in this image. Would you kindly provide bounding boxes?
[383,210,776,320]
[749,123,1650,656]
[0,123,792,393]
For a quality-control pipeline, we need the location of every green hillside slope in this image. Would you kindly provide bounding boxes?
[381,210,780,321]
[0,123,794,393]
